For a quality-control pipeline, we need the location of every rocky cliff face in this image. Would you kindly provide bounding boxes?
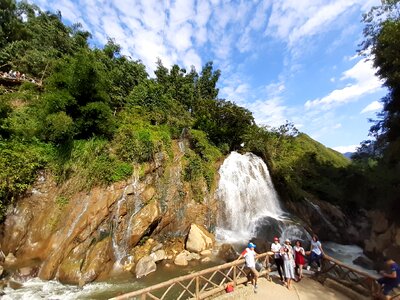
[0,141,219,284]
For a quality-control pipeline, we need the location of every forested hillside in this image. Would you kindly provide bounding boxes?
[0,0,398,222]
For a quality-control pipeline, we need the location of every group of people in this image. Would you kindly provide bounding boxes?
[237,234,324,292]
[238,235,400,298]
[270,234,323,290]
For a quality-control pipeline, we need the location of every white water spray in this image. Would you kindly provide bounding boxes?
[216,152,284,242]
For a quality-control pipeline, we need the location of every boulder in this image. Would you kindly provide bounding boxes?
[150,250,167,262]
[8,280,23,289]
[186,224,214,253]
[18,266,38,277]
[353,256,374,270]
[189,253,201,261]
[174,251,189,266]
[200,250,212,256]
[369,211,389,234]
[135,256,157,278]
[127,200,160,248]
[4,253,17,266]
[218,244,237,262]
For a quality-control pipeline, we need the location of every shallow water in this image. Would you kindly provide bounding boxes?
[2,259,223,299]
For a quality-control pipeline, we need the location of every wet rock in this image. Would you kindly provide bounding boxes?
[201,257,211,263]
[186,224,214,253]
[189,253,201,260]
[81,237,112,283]
[18,266,38,277]
[174,251,190,266]
[8,280,23,289]
[152,243,163,252]
[128,200,160,248]
[200,250,212,256]
[150,250,167,262]
[135,256,156,278]
[141,186,156,203]
[353,256,374,270]
[218,244,237,262]
[126,184,135,195]
[4,253,17,266]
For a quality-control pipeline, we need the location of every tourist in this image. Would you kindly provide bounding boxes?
[271,236,285,282]
[377,258,400,299]
[294,240,306,280]
[281,239,296,289]
[306,234,324,272]
[237,242,259,291]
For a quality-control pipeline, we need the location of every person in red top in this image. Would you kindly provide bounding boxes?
[293,240,306,280]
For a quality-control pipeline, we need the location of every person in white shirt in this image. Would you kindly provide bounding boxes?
[271,237,284,281]
[306,234,324,272]
[237,242,259,290]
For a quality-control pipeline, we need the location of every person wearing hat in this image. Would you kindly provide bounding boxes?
[237,242,259,290]
[281,239,296,290]
[271,237,284,282]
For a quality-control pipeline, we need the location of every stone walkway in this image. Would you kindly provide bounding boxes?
[214,275,352,300]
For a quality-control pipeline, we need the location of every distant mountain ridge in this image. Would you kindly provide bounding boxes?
[343,152,354,159]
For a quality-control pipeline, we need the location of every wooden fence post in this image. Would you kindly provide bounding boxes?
[196,276,200,299]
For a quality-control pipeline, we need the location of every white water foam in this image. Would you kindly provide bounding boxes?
[216,152,284,243]
[2,278,142,300]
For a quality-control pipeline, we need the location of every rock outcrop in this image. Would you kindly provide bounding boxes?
[0,141,220,284]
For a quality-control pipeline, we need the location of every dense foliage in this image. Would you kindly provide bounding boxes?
[354,0,400,218]
[0,0,250,220]
[2,0,397,223]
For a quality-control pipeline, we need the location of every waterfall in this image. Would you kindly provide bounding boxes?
[216,151,311,244]
[112,172,141,265]
[216,152,284,243]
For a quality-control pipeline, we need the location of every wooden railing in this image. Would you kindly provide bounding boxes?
[315,254,380,297]
[110,252,271,300]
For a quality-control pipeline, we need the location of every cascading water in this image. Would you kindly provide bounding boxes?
[112,172,142,266]
[216,151,310,244]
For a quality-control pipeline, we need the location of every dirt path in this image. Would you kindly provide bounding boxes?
[214,275,352,300]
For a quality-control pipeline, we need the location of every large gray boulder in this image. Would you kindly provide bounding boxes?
[135,256,157,278]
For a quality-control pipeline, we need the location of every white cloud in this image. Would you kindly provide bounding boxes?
[332,145,358,153]
[360,100,383,114]
[305,59,383,110]
[250,97,288,127]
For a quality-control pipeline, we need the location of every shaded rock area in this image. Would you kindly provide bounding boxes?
[285,196,370,245]
[0,140,220,285]
[363,210,400,264]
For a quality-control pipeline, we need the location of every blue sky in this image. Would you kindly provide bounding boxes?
[31,0,386,153]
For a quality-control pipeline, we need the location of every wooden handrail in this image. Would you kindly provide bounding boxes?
[322,254,379,280]
[317,254,381,297]
[110,252,271,300]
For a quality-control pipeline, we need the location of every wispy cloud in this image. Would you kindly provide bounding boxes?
[304,59,383,110]
[360,100,383,114]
